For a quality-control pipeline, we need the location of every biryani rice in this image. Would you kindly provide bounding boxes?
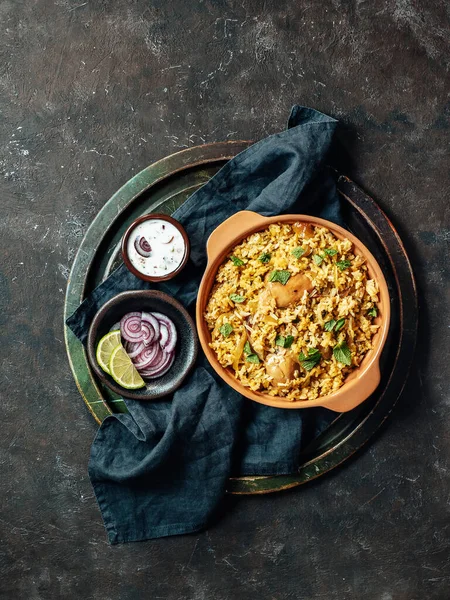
[204,222,380,401]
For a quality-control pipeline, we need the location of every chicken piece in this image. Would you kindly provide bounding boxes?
[265,272,314,308]
[293,222,315,239]
[265,351,297,384]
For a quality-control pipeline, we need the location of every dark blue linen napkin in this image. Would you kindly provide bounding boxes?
[67,106,343,543]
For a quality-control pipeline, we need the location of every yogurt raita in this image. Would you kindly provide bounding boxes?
[127,219,185,277]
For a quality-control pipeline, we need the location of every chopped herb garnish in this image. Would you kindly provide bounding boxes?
[285,335,295,348]
[244,340,259,363]
[275,335,295,349]
[324,248,338,256]
[291,247,305,259]
[219,323,233,338]
[367,307,378,317]
[246,353,260,364]
[258,252,271,263]
[334,318,346,332]
[336,259,351,271]
[299,348,322,371]
[333,340,352,365]
[324,318,346,333]
[313,254,324,266]
[269,270,291,285]
[324,319,336,332]
[230,255,245,266]
[230,293,245,303]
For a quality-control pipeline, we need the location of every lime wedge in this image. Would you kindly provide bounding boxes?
[109,345,146,390]
[96,330,122,375]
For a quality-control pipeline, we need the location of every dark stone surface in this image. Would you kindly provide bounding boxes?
[1,0,449,598]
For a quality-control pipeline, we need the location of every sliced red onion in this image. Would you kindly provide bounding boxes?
[120,312,143,342]
[134,235,152,257]
[140,322,155,346]
[159,322,169,347]
[125,341,145,359]
[141,352,175,379]
[143,347,170,370]
[120,309,177,379]
[137,344,166,371]
[140,349,173,375]
[146,350,174,374]
[152,312,177,353]
[134,344,161,370]
[141,312,160,342]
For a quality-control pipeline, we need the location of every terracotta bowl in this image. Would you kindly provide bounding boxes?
[87,290,198,400]
[122,214,190,282]
[196,211,391,412]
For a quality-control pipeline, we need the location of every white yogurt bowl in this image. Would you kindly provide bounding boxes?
[122,214,190,282]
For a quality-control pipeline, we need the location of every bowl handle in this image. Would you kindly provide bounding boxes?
[320,361,382,412]
[206,211,268,264]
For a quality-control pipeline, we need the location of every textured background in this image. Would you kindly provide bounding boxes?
[1,1,449,598]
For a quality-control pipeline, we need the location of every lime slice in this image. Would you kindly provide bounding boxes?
[96,330,122,375]
[109,345,146,390]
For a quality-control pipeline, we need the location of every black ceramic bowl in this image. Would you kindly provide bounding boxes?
[87,290,198,400]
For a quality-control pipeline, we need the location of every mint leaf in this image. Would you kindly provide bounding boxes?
[367,307,377,317]
[230,255,245,266]
[325,318,345,332]
[334,318,346,332]
[275,335,295,348]
[230,293,245,303]
[313,254,323,266]
[299,348,322,371]
[258,252,271,263]
[324,319,336,332]
[246,353,260,364]
[333,340,352,365]
[336,259,351,271]
[291,247,305,259]
[244,341,262,364]
[219,323,233,337]
[284,335,295,348]
[269,270,291,285]
[324,248,338,256]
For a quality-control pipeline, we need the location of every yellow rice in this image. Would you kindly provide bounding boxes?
[204,222,380,401]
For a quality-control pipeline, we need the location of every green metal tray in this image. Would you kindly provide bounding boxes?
[64,141,417,494]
